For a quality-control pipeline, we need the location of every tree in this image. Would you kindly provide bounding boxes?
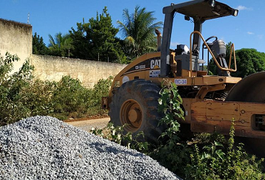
[117,6,163,59]
[48,33,74,57]
[69,7,126,63]
[208,43,265,78]
[231,48,265,77]
[32,33,49,55]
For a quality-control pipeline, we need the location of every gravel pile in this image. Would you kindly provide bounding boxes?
[0,116,180,180]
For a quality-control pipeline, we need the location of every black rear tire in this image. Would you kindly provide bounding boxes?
[108,79,164,143]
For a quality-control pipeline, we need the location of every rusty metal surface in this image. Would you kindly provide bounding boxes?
[225,72,265,157]
[191,100,265,138]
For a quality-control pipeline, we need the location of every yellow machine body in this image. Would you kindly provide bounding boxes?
[103,0,265,156]
[105,47,265,139]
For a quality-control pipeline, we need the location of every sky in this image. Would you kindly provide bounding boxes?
[0,0,265,53]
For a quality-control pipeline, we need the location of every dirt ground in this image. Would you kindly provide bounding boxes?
[65,117,110,132]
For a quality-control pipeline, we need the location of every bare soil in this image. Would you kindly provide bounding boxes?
[65,117,110,132]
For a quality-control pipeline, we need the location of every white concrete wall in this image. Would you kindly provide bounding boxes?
[0,18,32,72]
[0,18,126,87]
[31,55,126,88]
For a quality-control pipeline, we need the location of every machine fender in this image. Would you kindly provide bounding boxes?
[226,72,265,102]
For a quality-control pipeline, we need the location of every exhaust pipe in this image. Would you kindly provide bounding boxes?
[155,29,162,51]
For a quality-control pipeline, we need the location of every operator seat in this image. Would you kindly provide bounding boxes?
[210,40,230,76]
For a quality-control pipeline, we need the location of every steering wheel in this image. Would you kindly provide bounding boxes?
[203,36,218,49]
[205,36,218,43]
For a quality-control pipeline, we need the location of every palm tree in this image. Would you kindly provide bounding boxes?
[48,33,73,57]
[117,6,162,59]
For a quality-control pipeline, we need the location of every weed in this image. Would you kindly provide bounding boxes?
[149,80,192,176]
[90,122,149,153]
[185,121,264,179]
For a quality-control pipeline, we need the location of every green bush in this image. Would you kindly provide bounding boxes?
[51,76,91,119]
[185,121,264,180]
[0,53,112,125]
[19,80,55,117]
[90,122,149,152]
[86,77,113,116]
[0,53,34,125]
[153,82,264,179]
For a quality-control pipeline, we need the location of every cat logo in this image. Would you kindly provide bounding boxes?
[150,59,161,69]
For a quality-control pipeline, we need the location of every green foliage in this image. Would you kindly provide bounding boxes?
[231,48,265,77]
[89,77,113,107]
[0,53,112,125]
[48,32,74,57]
[91,122,149,153]
[51,76,90,119]
[158,81,184,139]
[117,6,162,59]
[0,52,35,125]
[69,7,125,63]
[149,81,191,175]
[51,76,113,119]
[185,121,264,179]
[209,43,265,77]
[32,32,49,55]
[19,80,55,117]
[33,6,163,63]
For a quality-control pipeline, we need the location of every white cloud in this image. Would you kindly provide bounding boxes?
[247,31,254,35]
[237,5,247,10]
[236,5,252,11]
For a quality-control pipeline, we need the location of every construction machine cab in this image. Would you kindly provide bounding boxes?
[160,0,238,77]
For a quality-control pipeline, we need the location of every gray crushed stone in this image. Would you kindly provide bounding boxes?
[0,116,180,180]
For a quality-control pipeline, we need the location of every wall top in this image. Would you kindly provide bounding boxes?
[0,18,32,29]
